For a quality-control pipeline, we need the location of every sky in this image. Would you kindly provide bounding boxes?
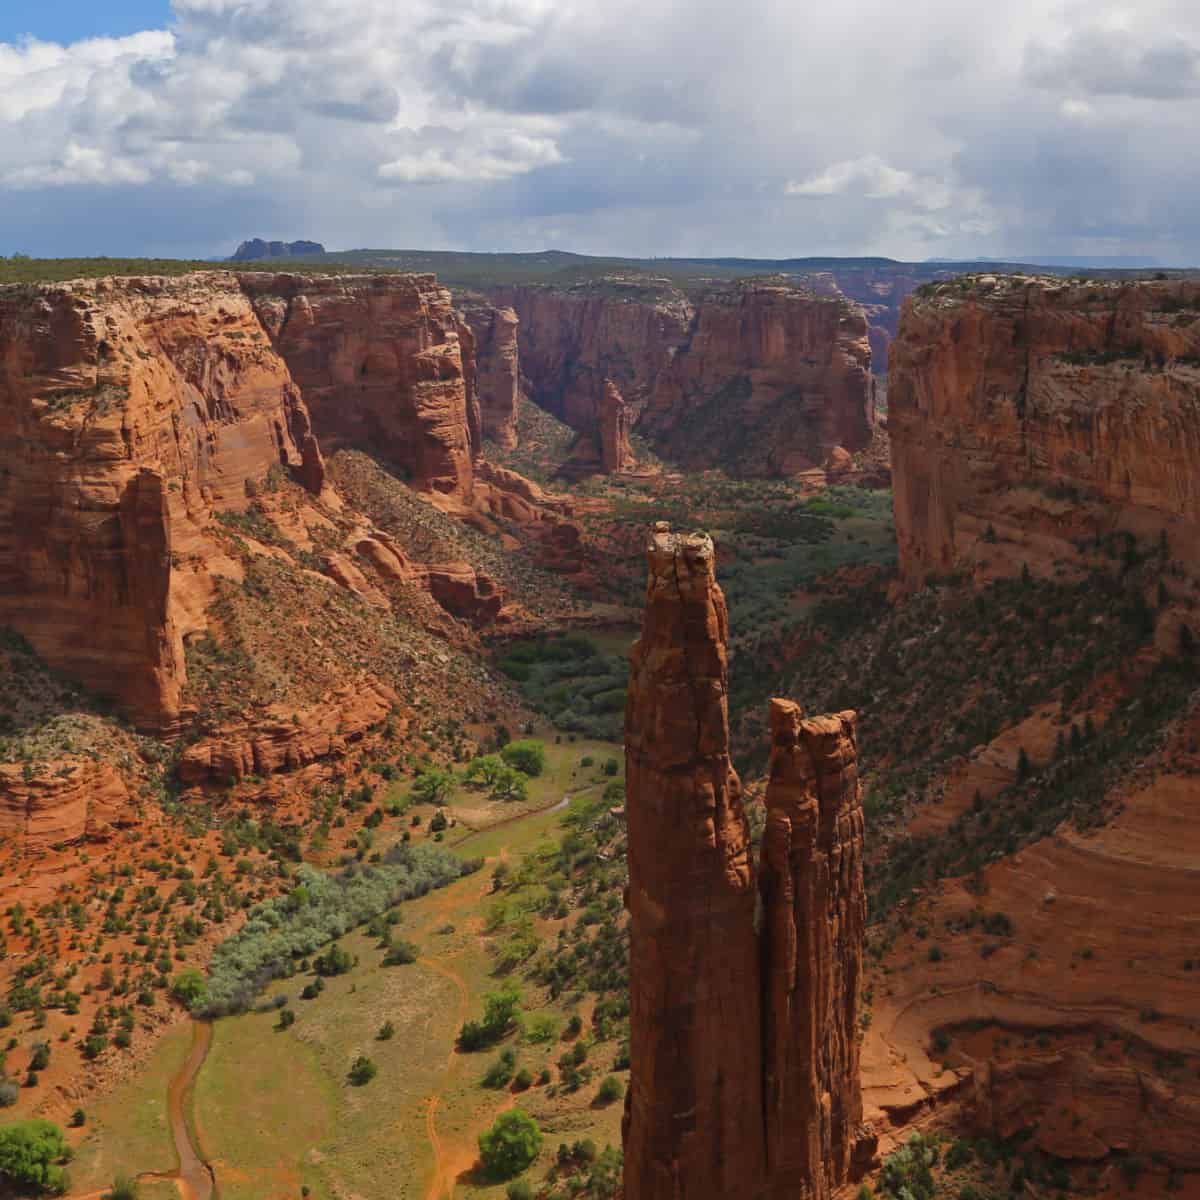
[0,0,1198,263]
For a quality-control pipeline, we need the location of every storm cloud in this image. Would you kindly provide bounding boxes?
[0,0,1197,262]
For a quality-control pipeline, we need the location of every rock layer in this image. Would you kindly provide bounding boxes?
[461,299,521,448]
[623,528,765,1200]
[760,700,869,1199]
[0,759,131,849]
[489,280,873,479]
[623,528,867,1200]
[0,272,322,730]
[889,276,1200,589]
[600,379,633,473]
[243,272,479,496]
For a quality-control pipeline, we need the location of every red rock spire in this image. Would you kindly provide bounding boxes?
[623,525,766,1200]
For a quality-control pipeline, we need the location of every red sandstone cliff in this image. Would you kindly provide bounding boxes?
[600,379,633,474]
[490,279,873,479]
[623,527,765,1199]
[760,700,869,1199]
[460,299,521,448]
[0,272,323,731]
[623,526,869,1200]
[243,273,479,495]
[889,275,1200,590]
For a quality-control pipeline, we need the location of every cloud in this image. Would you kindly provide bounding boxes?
[0,0,1198,261]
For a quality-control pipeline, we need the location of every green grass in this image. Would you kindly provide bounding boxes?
[68,1020,194,1191]
[190,736,626,1200]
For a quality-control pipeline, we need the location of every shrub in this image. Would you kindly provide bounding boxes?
[458,986,521,1051]
[0,1119,70,1193]
[596,1075,623,1104]
[478,1109,542,1180]
[107,1174,140,1199]
[377,1021,395,1041]
[275,1009,295,1031]
[513,1068,533,1091]
[506,1182,534,1200]
[170,970,207,1009]
[482,1048,516,1089]
[603,758,619,776]
[500,740,545,778]
[313,943,352,977]
[382,941,418,966]
[347,1055,377,1086]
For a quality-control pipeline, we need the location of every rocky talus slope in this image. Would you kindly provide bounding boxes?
[623,527,870,1200]
[890,275,1200,590]
[488,279,875,479]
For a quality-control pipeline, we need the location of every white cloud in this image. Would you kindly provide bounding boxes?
[0,0,1197,261]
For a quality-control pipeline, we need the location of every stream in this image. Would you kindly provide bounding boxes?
[143,1019,216,1200]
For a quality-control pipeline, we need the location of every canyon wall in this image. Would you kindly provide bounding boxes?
[0,272,322,730]
[459,297,521,448]
[890,276,1200,590]
[489,280,874,479]
[623,526,868,1200]
[243,272,480,496]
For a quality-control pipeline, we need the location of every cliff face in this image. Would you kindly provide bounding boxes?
[0,272,322,730]
[644,285,875,476]
[600,380,633,473]
[623,527,868,1200]
[243,273,479,496]
[623,527,765,1200]
[460,300,521,448]
[760,700,868,1199]
[490,280,873,478]
[488,281,692,430]
[890,276,1200,590]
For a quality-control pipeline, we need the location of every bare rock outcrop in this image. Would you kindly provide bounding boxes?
[461,299,521,448]
[600,379,633,473]
[760,700,870,1199]
[889,275,1200,590]
[0,272,323,731]
[243,272,479,496]
[623,527,765,1200]
[0,759,132,849]
[623,528,868,1200]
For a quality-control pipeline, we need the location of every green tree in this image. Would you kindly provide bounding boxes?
[412,769,455,805]
[478,1108,542,1180]
[500,741,545,778]
[491,765,529,803]
[170,970,207,1009]
[0,1118,71,1193]
[596,1075,623,1104]
[465,755,505,788]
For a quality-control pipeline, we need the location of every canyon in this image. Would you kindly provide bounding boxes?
[623,526,870,1200]
[487,278,876,479]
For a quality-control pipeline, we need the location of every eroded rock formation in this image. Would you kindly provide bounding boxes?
[461,299,521,448]
[623,527,868,1200]
[760,700,869,1199]
[600,379,633,473]
[489,280,874,479]
[243,272,479,496]
[623,527,765,1200]
[890,275,1200,589]
[0,272,323,730]
[0,759,132,849]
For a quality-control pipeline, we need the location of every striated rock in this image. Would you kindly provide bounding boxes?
[644,284,875,477]
[890,276,1200,589]
[461,300,521,448]
[0,759,131,849]
[242,273,478,496]
[177,680,396,787]
[600,379,633,473]
[424,563,503,625]
[623,529,869,1200]
[0,271,322,730]
[490,279,873,478]
[760,700,869,1199]
[623,527,765,1200]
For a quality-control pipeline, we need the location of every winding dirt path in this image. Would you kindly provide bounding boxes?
[67,1019,216,1200]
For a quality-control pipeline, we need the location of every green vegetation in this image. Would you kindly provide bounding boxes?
[498,636,629,741]
[199,845,470,1015]
[458,984,522,1051]
[500,739,547,778]
[478,1109,543,1180]
[0,1119,71,1194]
